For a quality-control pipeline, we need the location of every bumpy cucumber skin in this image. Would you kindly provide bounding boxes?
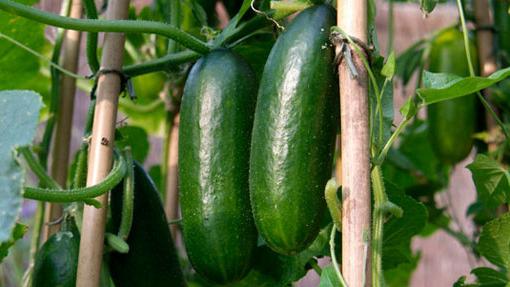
[427,28,478,164]
[179,49,258,283]
[249,4,339,256]
[109,162,185,287]
[32,222,79,287]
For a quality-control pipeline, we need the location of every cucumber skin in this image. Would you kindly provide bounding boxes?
[249,4,339,256]
[109,162,185,287]
[179,49,258,283]
[427,28,478,164]
[32,222,80,287]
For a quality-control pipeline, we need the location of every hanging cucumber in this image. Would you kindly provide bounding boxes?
[249,4,339,256]
[32,217,80,287]
[427,28,478,164]
[179,49,258,283]
[109,162,185,287]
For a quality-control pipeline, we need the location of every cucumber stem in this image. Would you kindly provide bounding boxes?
[0,0,210,54]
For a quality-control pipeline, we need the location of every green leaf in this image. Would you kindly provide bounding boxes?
[0,0,46,91]
[420,0,438,14]
[471,267,508,286]
[116,126,150,163]
[319,266,342,287]
[399,97,418,120]
[0,90,42,243]
[417,67,510,105]
[370,55,394,147]
[0,223,27,262]
[381,51,396,78]
[229,224,333,286]
[398,120,447,182]
[467,154,510,208]
[383,181,428,268]
[384,254,419,287]
[396,40,426,85]
[478,213,510,269]
[148,165,162,194]
[233,32,275,82]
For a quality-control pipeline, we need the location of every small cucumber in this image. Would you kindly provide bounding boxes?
[427,28,478,164]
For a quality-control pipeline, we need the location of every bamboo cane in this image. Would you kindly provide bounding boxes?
[336,0,371,286]
[75,0,130,284]
[43,0,82,240]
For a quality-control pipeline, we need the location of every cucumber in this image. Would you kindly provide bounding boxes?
[32,218,80,287]
[427,28,478,164]
[249,4,338,255]
[109,162,185,287]
[179,49,258,283]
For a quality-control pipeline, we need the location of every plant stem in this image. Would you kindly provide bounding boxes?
[123,50,200,76]
[18,147,61,189]
[0,32,83,79]
[23,150,126,202]
[82,0,99,73]
[118,148,134,240]
[456,0,510,140]
[270,1,311,13]
[376,116,412,164]
[167,0,180,53]
[330,225,348,287]
[308,258,322,276]
[0,0,210,54]
[387,0,394,55]
[370,164,387,287]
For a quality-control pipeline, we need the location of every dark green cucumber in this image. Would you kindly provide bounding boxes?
[109,162,185,287]
[179,49,258,283]
[427,28,477,164]
[249,4,338,256]
[32,218,80,287]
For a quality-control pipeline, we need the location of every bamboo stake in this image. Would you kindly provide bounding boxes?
[164,114,180,239]
[43,0,82,239]
[76,0,129,284]
[474,0,498,152]
[336,0,371,286]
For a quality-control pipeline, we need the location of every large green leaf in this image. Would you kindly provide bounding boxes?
[0,90,42,243]
[0,0,46,90]
[319,266,343,287]
[396,40,426,85]
[471,267,508,287]
[478,213,510,269]
[384,254,419,287]
[417,67,510,105]
[0,223,27,262]
[116,125,150,163]
[467,154,510,208]
[383,181,427,269]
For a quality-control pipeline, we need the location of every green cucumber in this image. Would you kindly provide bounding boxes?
[427,28,478,164]
[179,49,258,283]
[109,162,185,287]
[249,4,338,255]
[32,218,80,287]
